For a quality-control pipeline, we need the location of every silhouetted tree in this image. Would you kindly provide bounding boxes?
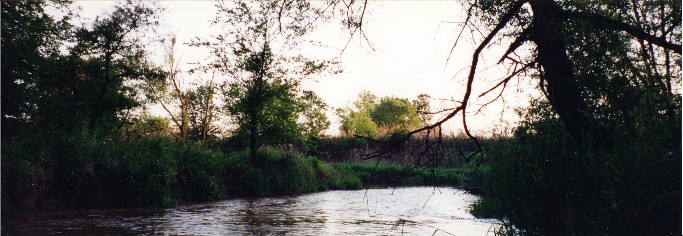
[1,0,72,137]
[72,1,164,135]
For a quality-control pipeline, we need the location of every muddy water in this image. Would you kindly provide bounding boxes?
[3,187,501,235]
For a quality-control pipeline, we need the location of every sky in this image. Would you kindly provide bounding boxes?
[75,1,536,136]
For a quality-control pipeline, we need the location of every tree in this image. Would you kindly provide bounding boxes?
[438,0,681,150]
[370,97,421,134]
[412,94,432,125]
[187,80,220,145]
[1,0,72,137]
[299,90,331,140]
[1,1,164,136]
[197,0,338,164]
[337,109,378,137]
[447,0,681,234]
[71,1,164,135]
[353,90,378,114]
[324,0,679,151]
[154,35,192,144]
[338,91,425,137]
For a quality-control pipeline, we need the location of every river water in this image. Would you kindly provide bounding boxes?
[3,187,501,235]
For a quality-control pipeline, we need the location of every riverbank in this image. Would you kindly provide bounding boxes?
[2,136,474,214]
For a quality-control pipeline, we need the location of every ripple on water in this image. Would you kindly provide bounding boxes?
[2,187,501,235]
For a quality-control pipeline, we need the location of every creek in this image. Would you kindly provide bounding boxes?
[3,187,501,235]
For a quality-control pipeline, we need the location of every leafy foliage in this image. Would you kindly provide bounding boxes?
[370,97,421,133]
[471,97,681,235]
[1,0,73,136]
[338,91,431,137]
[2,1,164,137]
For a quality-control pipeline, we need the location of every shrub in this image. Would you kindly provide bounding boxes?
[175,144,227,202]
[223,148,327,196]
[96,137,178,208]
[471,104,682,235]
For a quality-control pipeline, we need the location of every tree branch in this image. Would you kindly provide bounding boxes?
[566,10,681,54]
[498,25,533,64]
[357,0,528,163]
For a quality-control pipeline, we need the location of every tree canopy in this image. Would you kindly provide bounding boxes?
[2,1,164,137]
[338,91,430,137]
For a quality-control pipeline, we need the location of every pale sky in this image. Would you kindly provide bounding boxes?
[75,1,536,136]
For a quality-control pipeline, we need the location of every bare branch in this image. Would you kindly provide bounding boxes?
[159,100,182,132]
[277,0,290,33]
[479,61,533,98]
[445,3,475,67]
[338,0,372,55]
[356,1,528,168]
[458,0,528,152]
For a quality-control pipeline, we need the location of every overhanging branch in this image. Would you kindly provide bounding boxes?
[566,10,681,54]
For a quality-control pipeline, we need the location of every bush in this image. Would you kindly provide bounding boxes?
[175,144,228,202]
[323,162,363,190]
[95,137,178,208]
[3,133,234,209]
[224,148,335,196]
[471,102,682,235]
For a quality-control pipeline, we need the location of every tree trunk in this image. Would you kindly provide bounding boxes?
[89,52,113,135]
[249,111,259,166]
[529,0,611,150]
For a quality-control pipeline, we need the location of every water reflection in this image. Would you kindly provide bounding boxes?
[3,187,500,235]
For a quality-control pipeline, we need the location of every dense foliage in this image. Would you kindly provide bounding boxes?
[337,91,431,137]
[461,1,681,234]
[191,0,338,164]
[2,133,371,211]
[471,98,680,235]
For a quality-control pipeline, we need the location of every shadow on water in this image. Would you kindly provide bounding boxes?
[3,187,501,235]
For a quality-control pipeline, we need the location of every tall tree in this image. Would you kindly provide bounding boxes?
[298,90,331,140]
[153,35,191,144]
[196,0,338,164]
[72,1,164,134]
[446,0,681,234]
[327,0,679,152]
[2,1,165,136]
[370,97,421,134]
[412,94,432,126]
